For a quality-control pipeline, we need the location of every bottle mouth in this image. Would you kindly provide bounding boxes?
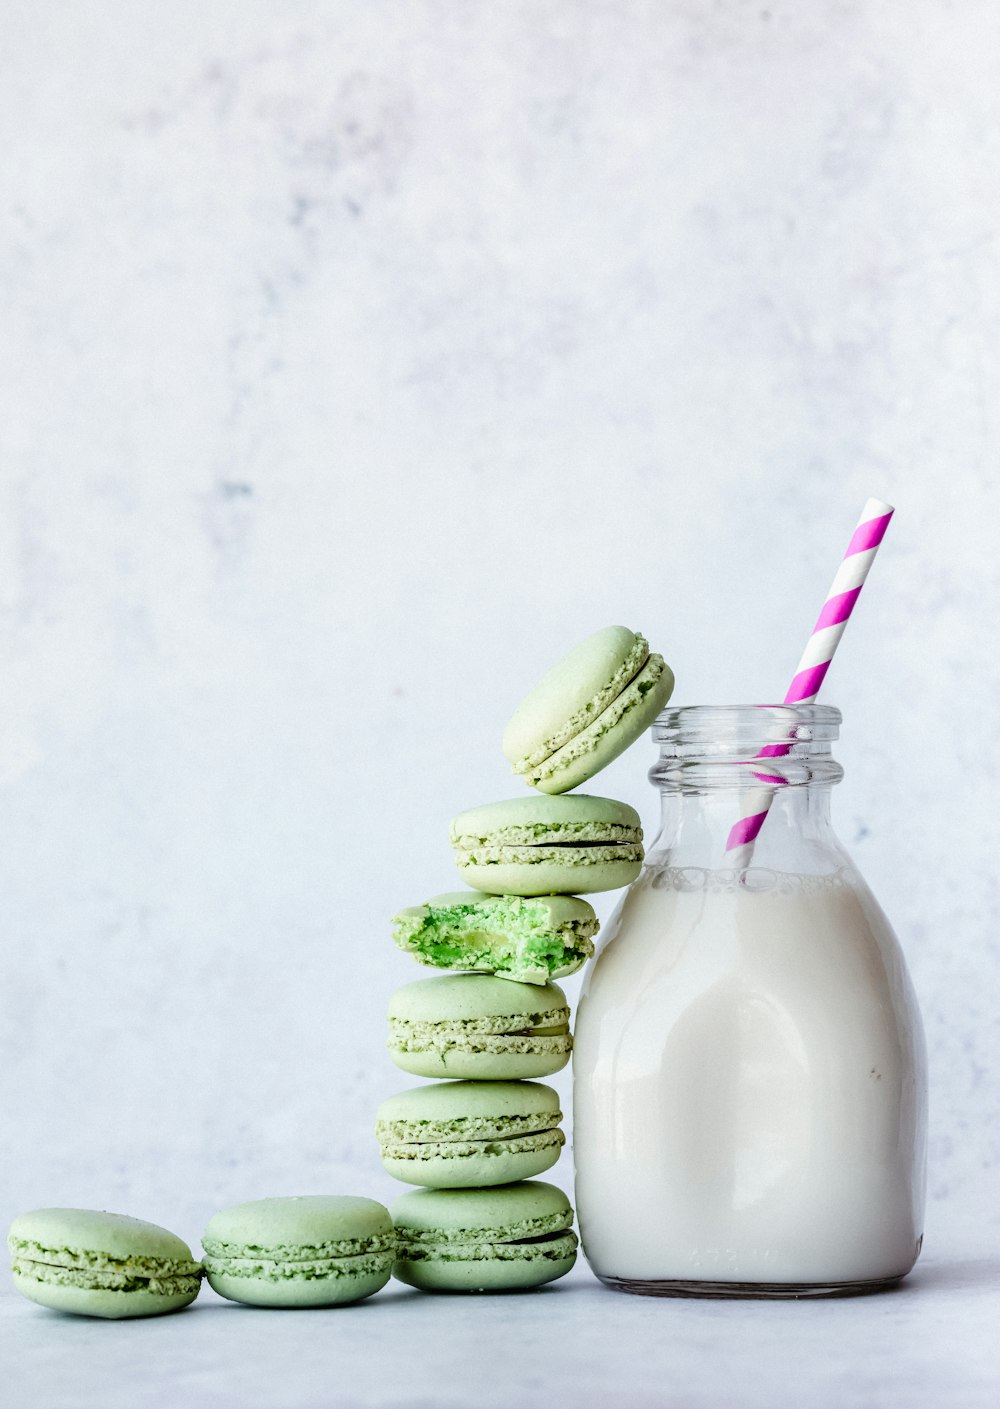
[654,703,841,749]
[651,704,843,790]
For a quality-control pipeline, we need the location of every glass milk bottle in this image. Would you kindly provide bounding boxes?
[573,705,927,1298]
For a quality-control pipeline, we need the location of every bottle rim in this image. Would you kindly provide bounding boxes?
[654,703,841,744]
[650,704,842,788]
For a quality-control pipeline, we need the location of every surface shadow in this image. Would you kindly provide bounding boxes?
[904,1256,1000,1293]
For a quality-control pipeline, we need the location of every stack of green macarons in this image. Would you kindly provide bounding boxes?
[380,626,673,1293]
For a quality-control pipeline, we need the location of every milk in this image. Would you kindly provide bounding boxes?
[573,864,927,1290]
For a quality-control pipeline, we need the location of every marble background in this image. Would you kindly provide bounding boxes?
[2,0,998,1275]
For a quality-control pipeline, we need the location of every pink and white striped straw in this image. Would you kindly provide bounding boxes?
[725,497,894,867]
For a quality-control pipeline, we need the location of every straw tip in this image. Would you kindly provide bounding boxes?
[864,497,895,518]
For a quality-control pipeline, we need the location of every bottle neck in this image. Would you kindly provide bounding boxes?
[647,704,850,879]
[653,782,840,867]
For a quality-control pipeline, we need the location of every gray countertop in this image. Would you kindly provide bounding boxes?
[3,1251,997,1409]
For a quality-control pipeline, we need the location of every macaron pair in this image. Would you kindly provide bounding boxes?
[202,1196,394,1308]
[8,1209,202,1319]
[388,974,571,1080]
[377,1080,564,1187]
[391,891,598,985]
[503,625,674,793]
[450,794,643,896]
[392,1181,577,1292]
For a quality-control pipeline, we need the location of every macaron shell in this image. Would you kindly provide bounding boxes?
[458,854,642,896]
[204,1258,391,1308]
[11,1270,199,1320]
[8,1208,197,1265]
[391,1178,573,1233]
[393,1242,577,1292]
[377,1077,561,1123]
[527,654,675,794]
[203,1195,392,1253]
[388,973,570,1024]
[450,792,642,845]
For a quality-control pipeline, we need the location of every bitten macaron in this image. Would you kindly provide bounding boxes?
[8,1208,203,1319]
[202,1196,394,1307]
[376,1080,564,1188]
[502,625,674,793]
[391,891,598,985]
[388,974,571,1080]
[391,1181,578,1292]
[450,794,643,896]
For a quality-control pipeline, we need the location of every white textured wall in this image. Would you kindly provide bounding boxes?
[2,0,997,1257]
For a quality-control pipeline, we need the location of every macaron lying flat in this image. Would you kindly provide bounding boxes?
[503,625,674,793]
[388,974,571,1080]
[450,794,643,896]
[391,891,598,985]
[377,1081,564,1188]
[392,1181,577,1292]
[8,1208,202,1319]
[202,1196,394,1308]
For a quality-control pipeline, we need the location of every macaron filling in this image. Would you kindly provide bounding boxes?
[388,1009,571,1060]
[377,1107,565,1167]
[380,1128,564,1164]
[456,842,643,869]
[397,1229,578,1265]
[11,1260,202,1296]
[201,1251,393,1282]
[202,1233,395,1261]
[9,1240,202,1296]
[450,819,641,848]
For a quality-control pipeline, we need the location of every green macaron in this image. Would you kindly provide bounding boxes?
[391,891,598,985]
[8,1208,203,1319]
[391,1181,578,1292]
[450,794,643,896]
[502,625,674,793]
[376,1080,564,1188]
[388,974,571,1080]
[202,1196,394,1308]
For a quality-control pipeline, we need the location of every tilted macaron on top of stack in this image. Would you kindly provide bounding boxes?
[8,1208,203,1320]
[501,625,674,795]
[380,625,673,1293]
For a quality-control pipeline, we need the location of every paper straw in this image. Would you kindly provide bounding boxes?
[725,497,894,867]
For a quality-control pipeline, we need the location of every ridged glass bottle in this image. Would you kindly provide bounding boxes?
[573,705,927,1298]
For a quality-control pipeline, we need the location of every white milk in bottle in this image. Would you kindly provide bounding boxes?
[573,705,926,1297]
